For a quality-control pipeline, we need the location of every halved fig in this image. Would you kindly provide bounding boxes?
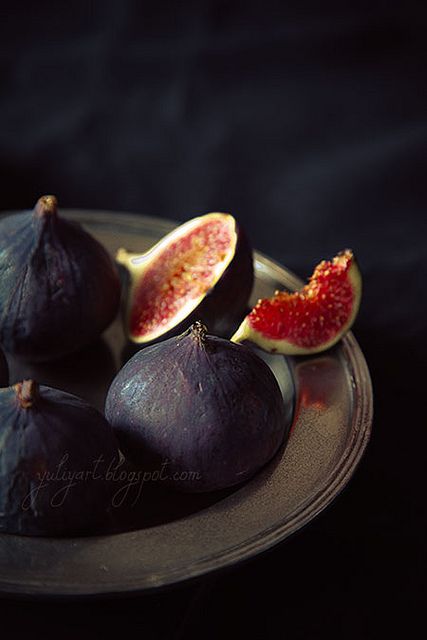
[231,249,361,355]
[117,213,254,344]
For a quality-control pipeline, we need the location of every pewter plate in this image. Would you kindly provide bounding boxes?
[0,210,373,597]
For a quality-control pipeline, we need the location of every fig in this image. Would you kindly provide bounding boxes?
[117,212,254,345]
[0,380,121,536]
[0,195,121,362]
[105,322,290,493]
[232,249,362,355]
[0,345,8,387]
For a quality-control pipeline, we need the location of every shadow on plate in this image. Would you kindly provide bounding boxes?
[105,436,293,535]
[7,338,117,412]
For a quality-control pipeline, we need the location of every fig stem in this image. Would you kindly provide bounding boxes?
[15,380,39,409]
[190,321,207,342]
[35,195,58,218]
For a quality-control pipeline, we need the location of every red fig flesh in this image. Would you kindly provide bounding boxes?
[232,249,362,355]
[117,213,253,343]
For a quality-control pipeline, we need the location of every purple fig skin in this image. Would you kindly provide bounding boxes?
[0,380,121,536]
[0,196,121,362]
[187,224,254,338]
[105,323,290,493]
[0,346,8,387]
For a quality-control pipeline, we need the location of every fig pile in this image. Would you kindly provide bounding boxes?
[0,380,121,536]
[105,322,290,492]
[0,196,362,538]
[0,195,121,362]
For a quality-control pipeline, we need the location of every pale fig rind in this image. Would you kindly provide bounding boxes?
[117,212,254,345]
[105,323,291,493]
[0,196,121,362]
[232,250,362,356]
[0,380,121,536]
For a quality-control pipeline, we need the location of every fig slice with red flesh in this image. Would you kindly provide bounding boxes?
[117,213,254,344]
[231,249,361,355]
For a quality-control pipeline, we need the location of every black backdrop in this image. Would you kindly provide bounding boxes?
[0,1,425,638]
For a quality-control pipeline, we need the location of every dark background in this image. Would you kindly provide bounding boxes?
[0,1,425,637]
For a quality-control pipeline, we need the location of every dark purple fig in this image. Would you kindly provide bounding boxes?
[0,380,121,536]
[0,345,8,387]
[105,322,290,492]
[0,195,121,362]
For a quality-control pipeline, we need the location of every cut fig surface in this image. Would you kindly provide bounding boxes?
[118,213,253,344]
[232,249,361,355]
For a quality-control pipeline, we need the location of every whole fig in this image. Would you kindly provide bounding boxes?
[0,380,121,536]
[0,195,121,362]
[105,322,290,492]
[0,345,8,387]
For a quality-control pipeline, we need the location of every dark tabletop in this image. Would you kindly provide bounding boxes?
[0,1,425,638]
